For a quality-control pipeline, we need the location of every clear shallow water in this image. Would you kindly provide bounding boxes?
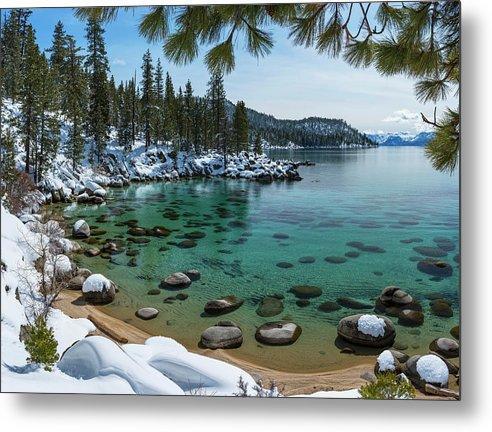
[58,147,460,373]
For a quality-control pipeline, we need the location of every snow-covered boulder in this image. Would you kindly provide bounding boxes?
[405,354,449,389]
[337,314,396,347]
[44,254,74,278]
[93,188,107,198]
[82,274,116,304]
[72,219,90,238]
[58,336,184,395]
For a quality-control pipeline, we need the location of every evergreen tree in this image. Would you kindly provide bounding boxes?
[46,20,67,108]
[232,100,249,154]
[117,81,133,152]
[163,72,176,142]
[253,132,262,155]
[153,58,164,145]
[19,25,41,175]
[207,73,228,165]
[84,17,110,164]
[34,54,60,183]
[183,80,194,151]
[108,75,119,128]
[175,86,184,152]
[140,50,154,149]
[63,36,86,169]
[0,9,32,101]
[0,129,18,187]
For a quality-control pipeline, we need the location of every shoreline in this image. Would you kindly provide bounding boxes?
[54,289,373,396]
[54,290,453,399]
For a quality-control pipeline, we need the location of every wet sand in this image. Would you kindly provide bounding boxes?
[54,289,454,398]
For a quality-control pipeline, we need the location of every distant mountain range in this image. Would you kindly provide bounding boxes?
[366,131,435,147]
[225,101,376,148]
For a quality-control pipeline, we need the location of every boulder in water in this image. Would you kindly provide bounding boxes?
[255,321,302,346]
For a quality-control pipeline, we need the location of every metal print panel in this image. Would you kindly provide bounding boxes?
[0,1,460,400]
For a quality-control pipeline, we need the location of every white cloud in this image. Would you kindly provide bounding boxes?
[382,109,434,133]
[112,58,127,66]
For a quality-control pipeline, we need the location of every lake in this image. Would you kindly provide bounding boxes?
[58,147,460,373]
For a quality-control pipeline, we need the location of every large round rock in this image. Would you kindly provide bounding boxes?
[135,307,159,320]
[405,354,449,389]
[200,323,243,349]
[160,272,191,289]
[255,321,302,346]
[82,274,116,304]
[429,337,459,358]
[204,295,244,315]
[73,219,90,238]
[337,314,396,347]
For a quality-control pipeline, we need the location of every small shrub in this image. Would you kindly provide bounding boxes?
[24,317,59,371]
[1,171,36,215]
[359,372,416,400]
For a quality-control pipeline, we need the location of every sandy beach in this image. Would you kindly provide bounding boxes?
[54,289,456,398]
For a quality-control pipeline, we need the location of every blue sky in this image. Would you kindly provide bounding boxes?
[12,6,456,133]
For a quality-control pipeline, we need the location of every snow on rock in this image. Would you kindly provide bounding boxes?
[58,336,185,395]
[82,274,112,293]
[357,314,386,338]
[44,254,73,277]
[416,354,449,386]
[376,350,396,372]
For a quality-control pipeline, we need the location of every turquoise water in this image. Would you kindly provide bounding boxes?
[60,147,459,372]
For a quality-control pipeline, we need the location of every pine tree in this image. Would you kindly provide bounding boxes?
[175,86,184,152]
[34,54,60,183]
[117,81,133,152]
[253,132,263,155]
[153,58,164,145]
[140,50,154,149]
[63,35,86,169]
[0,129,18,187]
[84,17,110,164]
[183,80,194,152]
[232,100,249,154]
[108,75,119,128]
[0,9,32,101]
[19,25,41,176]
[207,73,228,165]
[46,20,67,110]
[163,72,177,142]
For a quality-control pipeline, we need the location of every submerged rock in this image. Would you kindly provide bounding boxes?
[318,301,341,313]
[324,256,347,264]
[204,295,244,315]
[276,261,293,269]
[430,299,453,317]
[256,296,284,317]
[298,256,316,264]
[336,297,373,310]
[160,272,192,289]
[417,259,453,277]
[289,285,322,299]
[255,321,302,346]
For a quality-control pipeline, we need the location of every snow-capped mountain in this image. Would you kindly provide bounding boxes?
[366,131,435,147]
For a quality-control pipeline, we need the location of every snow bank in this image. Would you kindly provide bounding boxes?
[416,354,449,386]
[357,314,386,338]
[295,389,360,398]
[58,336,184,395]
[377,350,396,372]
